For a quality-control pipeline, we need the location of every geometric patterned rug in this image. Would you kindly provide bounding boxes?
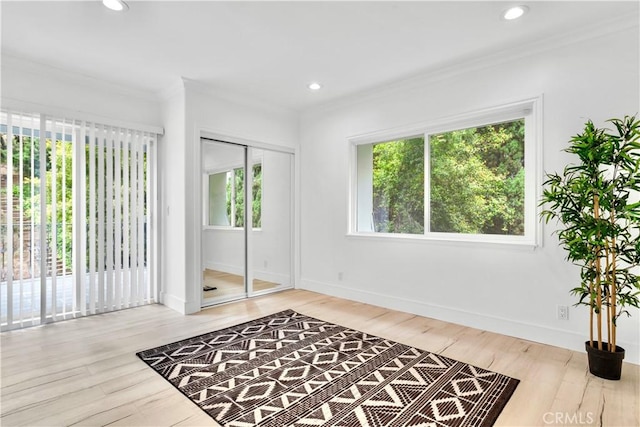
[137,309,519,427]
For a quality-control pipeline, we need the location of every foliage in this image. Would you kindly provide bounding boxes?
[371,120,525,235]
[540,115,640,352]
[2,135,79,266]
[252,164,262,228]
[226,164,262,228]
[232,168,244,226]
[2,134,73,271]
[373,137,424,234]
[48,139,74,270]
[2,132,150,276]
[431,120,525,235]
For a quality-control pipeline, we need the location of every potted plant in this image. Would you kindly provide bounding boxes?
[540,115,640,380]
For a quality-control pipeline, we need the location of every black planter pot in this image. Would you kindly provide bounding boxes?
[585,341,625,380]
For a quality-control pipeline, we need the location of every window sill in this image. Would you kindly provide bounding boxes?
[345,231,539,250]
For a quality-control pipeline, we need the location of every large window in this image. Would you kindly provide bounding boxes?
[353,101,539,244]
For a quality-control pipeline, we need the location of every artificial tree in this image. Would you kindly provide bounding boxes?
[541,115,640,379]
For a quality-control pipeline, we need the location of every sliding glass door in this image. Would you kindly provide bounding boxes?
[1,112,157,330]
[201,139,293,306]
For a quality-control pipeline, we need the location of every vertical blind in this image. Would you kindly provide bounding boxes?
[0,111,157,330]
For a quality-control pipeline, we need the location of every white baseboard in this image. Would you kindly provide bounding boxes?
[299,278,639,365]
[160,292,200,315]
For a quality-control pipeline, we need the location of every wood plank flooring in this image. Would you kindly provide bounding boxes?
[1,289,638,426]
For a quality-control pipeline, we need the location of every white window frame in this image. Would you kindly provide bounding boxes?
[348,97,543,247]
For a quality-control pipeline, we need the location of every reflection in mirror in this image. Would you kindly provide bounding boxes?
[208,171,230,226]
[205,163,262,228]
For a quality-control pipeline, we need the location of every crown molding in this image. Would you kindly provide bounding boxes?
[1,52,162,104]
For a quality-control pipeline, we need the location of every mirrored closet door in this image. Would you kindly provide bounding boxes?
[201,139,293,306]
[201,140,247,304]
[250,149,293,296]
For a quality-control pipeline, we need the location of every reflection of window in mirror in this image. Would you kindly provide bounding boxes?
[206,163,262,228]
[208,171,231,226]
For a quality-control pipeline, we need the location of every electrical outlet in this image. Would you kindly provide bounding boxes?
[557,305,569,320]
[263,260,268,268]
[338,272,343,281]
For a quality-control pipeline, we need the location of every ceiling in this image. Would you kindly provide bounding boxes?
[1,1,638,111]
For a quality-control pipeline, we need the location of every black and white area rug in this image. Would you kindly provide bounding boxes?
[137,309,519,427]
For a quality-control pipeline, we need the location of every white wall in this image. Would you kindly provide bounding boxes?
[157,81,187,312]
[298,27,640,363]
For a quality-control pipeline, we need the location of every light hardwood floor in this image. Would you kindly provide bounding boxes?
[1,289,638,426]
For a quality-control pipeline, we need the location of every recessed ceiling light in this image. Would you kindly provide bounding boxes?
[503,5,528,20]
[103,0,129,12]
[308,82,322,91]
